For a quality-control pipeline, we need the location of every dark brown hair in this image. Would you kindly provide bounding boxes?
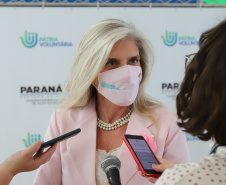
[176,19,226,145]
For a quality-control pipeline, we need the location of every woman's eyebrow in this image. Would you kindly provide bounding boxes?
[129,55,140,60]
[107,55,140,62]
[106,58,119,62]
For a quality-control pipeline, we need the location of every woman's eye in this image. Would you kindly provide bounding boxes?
[106,60,116,66]
[130,58,140,64]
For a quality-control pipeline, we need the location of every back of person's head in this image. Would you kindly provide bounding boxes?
[61,19,155,110]
[176,19,226,145]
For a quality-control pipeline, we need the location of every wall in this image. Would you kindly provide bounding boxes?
[0,7,225,185]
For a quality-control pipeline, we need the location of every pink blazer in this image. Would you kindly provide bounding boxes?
[33,102,189,185]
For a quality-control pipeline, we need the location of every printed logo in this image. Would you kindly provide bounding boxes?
[162,83,179,90]
[161,30,177,47]
[20,31,38,48]
[161,30,198,47]
[23,132,43,148]
[101,81,120,90]
[20,84,63,105]
[186,133,199,141]
[19,30,73,48]
[161,82,180,100]
[20,85,62,95]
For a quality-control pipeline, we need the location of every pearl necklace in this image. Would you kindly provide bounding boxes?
[97,110,132,130]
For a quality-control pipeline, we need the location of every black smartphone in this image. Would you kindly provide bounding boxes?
[123,134,162,177]
[39,128,81,150]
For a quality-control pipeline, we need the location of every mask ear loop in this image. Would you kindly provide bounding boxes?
[92,73,100,90]
[92,82,98,90]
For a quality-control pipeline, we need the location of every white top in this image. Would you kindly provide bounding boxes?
[96,147,121,185]
[155,145,226,185]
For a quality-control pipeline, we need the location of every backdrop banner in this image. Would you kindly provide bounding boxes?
[0,7,225,185]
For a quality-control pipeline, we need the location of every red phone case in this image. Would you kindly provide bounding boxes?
[123,135,161,178]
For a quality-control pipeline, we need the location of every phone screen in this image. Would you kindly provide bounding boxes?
[127,138,159,171]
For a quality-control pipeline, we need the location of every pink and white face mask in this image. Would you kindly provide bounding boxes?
[97,65,142,106]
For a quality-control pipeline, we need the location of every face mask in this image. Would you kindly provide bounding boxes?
[96,65,142,106]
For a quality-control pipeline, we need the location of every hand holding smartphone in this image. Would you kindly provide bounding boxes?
[123,134,162,177]
[39,128,81,150]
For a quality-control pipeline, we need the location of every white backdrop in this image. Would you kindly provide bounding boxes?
[0,7,225,185]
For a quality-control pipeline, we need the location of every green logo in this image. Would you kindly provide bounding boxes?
[20,30,38,48]
[20,30,73,48]
[22,132,43,148]
[204,0,226,3]
[161,30,177,47]
[101,81,120,90]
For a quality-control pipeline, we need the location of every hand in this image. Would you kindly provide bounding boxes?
[152,158,177,172]
[102,183,110,185]
[2,140,57,176]
[138,158,178,183]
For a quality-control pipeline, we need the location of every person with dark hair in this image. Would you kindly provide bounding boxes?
[0,141,56,185]
[141,19,226,185]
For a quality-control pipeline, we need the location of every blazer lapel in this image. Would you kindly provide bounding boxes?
[67,102,97,185]
[119,111,156,185]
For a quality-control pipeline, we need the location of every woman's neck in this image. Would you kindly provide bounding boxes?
[96,95,130,123]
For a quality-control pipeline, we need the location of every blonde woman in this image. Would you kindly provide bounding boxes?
[33,19,189,185]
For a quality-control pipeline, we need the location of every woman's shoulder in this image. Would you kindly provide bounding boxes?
[50,108,79,129]
[54,101,95,122]
[149,105,177,121]
[54,108,72,115]
[53,101,95,118]
[156,161,200,185]
[158,154,226,185]
[49,103,96,132]
[145,105,179,133]
[52,107,77,119]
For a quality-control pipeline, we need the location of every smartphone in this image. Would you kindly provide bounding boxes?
[39,128,81,150]
[123,134,162,177]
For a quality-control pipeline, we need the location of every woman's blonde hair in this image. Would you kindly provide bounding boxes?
[60,19,161,126]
